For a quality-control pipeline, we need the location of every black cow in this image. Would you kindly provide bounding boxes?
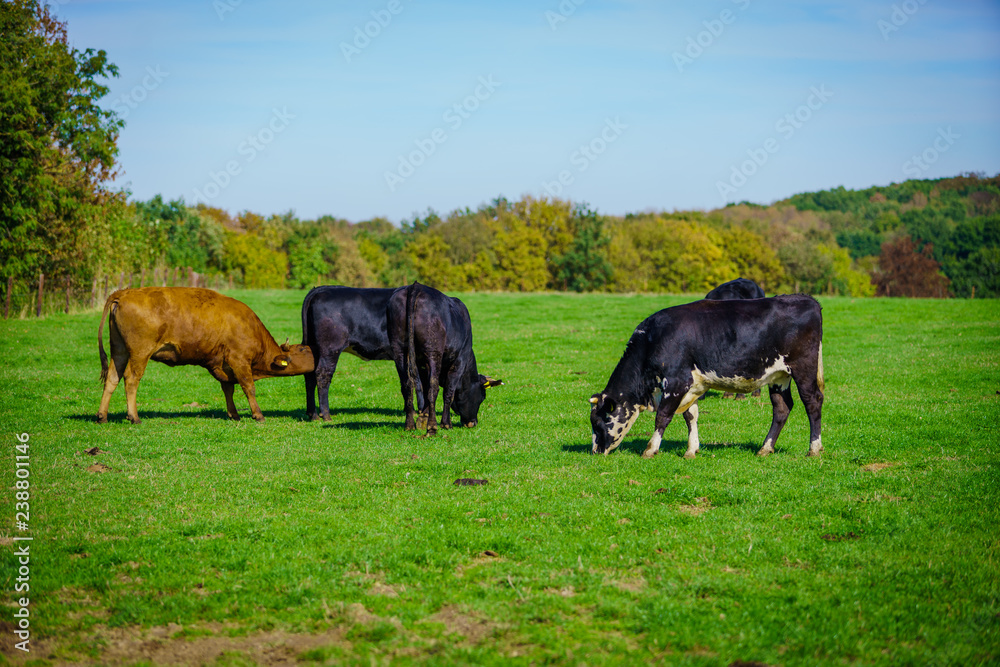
[387,283,501,434]
[705,277,766,398]
[590,294,823,459]
[706,277,765,300]
[301,286,420,421]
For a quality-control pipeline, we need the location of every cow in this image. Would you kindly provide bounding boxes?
[300,286,422,421]
[97,287,314,424]
[386,282,502,434]
[705,277,766,398]
[706,277,765,301]
[590,294,823,459]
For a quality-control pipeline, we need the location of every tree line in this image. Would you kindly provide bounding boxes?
[3,0,998,312]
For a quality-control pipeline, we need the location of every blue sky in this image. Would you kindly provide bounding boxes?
[56,0,1000,223]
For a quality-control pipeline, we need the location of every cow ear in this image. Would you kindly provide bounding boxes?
[271,354,291,369]
[481,375,504,388]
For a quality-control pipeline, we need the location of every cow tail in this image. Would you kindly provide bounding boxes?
[817,342,825,393]
[98,294,117,384]
[405,283,419,400]
[301,287,317,346]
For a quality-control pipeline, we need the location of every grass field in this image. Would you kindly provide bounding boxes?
[1,290,998,666]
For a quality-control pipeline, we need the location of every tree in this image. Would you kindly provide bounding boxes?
[223,232,287,288]
[492,217,549,292]
[0,1,124,284]
[551,204,612,292]
[875,235,950,297]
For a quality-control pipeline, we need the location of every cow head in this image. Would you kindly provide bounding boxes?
[452,369,503,428]
[590,393,640,455]
[270,343,315,375]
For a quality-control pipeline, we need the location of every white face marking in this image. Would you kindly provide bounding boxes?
[604,406,641,453]
[593,400,643,454]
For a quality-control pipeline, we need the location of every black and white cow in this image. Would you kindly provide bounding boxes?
[705,277,766,301]
[590,294,824,459]
[387,282,502,434]
[301,286,412,421]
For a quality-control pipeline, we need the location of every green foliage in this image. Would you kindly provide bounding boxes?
[0,0,123,283]
[491,214,550,291]
[607,214,740,293]
[551,204,613,292]
[784,174,1000,295]
[133,195,226,273]
[223,232,287,288]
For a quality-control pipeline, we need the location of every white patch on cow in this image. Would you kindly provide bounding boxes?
[642,430,661,458]
[603,405,641,454]
[593,402,642,455]
[817,342,825,391]
[683,401,700,459]
[758,437,775,457]
[677,357,792,414]
[808,435,823,456]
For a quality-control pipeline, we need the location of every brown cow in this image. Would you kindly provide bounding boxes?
[97,287,314,424]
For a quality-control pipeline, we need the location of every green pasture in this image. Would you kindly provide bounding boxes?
[1,291,998,666]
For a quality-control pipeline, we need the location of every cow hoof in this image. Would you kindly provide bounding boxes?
[641,450,657,459]
[683,451,697,459]
[757,447,773,457]
[807,448,823,457]
[441,422,452,430]
[96,414,108,424]
[722,392,734,399]
[127,416,141,425]
[253,415,265,423]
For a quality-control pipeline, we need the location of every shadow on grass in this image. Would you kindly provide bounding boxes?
[560,436,763,457]
[70,408,309,423]
[72,406,404,425]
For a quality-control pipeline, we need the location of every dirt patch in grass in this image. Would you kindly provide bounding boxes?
[678,497,713,516]
[91,623,351,666]
[1,622,350,666]
[543,585,576,597]
[861,462,898,472]
[5,606,417,666]
[368,582,402,597]
[420,605,499,644]
[608,576,646,593]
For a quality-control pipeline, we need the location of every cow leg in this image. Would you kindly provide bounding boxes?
[794,374,824,456]
[122,356,150,424]
[314,350,342,422]
[220,381,240,421]
[304,370,318,421]
[393,358,417,430]
[681,402,701,459]
[230,362,264,422]
[759,383,793,456]
[422,353,443,435]
[97,348,129,423]
[439,365,463,430]
[643,393,686,459]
